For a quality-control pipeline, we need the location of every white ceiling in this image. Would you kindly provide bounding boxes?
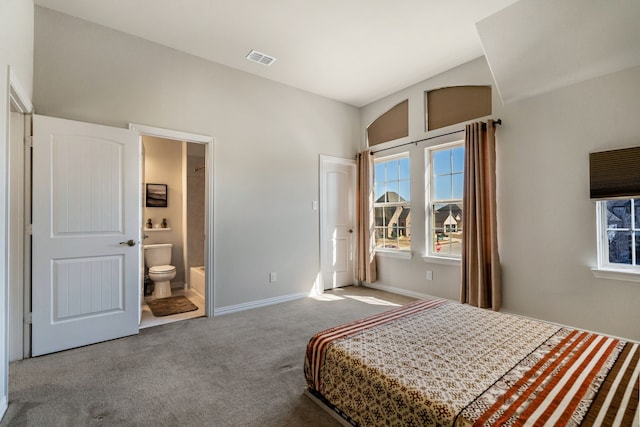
[33,0,521,107]
[477,0,640,104]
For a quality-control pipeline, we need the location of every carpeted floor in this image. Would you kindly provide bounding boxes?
[1,286,415,426]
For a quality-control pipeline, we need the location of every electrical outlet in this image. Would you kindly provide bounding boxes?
[269,272,277,282]
[426,270,433,281]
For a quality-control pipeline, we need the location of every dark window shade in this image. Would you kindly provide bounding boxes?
[367,100,408,146]
[590,147,640,199]
[426,86,491,131]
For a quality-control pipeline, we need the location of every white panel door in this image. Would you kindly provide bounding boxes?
[320,156,356,290]
[32,115,140,356]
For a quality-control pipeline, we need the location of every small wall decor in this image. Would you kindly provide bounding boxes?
[146,183,168,207]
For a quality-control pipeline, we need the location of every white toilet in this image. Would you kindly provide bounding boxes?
[144,243,176,299]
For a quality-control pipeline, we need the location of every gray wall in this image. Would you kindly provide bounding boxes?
[361,57,640,341]
[34,7,360,309]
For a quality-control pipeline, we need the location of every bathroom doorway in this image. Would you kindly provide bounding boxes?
[131,124,214,329]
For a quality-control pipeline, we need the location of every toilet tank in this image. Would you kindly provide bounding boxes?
[144,243,173,267]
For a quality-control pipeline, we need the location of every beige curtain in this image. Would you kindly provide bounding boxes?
[355,151,377,284]
[461,120,501,310]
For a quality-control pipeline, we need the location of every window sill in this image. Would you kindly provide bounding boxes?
[591,267,640,283]
[422,255,461,266]
[375,250,413,260]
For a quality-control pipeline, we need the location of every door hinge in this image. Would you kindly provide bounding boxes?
[24,135,33,147]
[24,312,32,324]
[25,224,33,235]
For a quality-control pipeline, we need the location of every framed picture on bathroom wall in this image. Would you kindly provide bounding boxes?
[146,183,168,207]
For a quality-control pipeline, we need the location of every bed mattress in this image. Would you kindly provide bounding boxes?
[304,298,639,426]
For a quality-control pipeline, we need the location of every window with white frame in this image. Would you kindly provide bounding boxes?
[426,142,464,258]
[374,153,410,251]
[597,198,640,271]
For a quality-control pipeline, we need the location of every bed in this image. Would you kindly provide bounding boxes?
[304,298,639,426]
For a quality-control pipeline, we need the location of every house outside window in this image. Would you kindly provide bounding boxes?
[426,142,464,258]
[374,153,410,251]
[597,198,640,272]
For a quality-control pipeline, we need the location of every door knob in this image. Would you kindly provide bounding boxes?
[348,229,353,234]
[119,239,136,247]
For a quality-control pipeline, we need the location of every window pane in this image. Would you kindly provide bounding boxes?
[377,225,399,249]
[452,146,464,173]
[606,199,632,229]
[452,173,463,200]
[374,155,411,251]
[636,233,640,266]
[608,231,632,264]
[385,181,400,201]
[374,207,385,227]
[433,227,445,254]
[386,160,399,181]
[433,150,451,175]
[433,203,448,229]
[432,203,463,256]
[399,157,410,179]
[374,228,385,249]
[375,183,385,202]
[453,203,463,226]
[375,162,385,185]
[635,199,640,229]
[434,175,451,200]
[399,180,410,202]
[449,222,463,256]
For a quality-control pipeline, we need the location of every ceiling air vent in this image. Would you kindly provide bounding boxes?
[246,50,276,66]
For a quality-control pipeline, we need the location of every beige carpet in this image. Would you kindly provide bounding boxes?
[1,286,415,427]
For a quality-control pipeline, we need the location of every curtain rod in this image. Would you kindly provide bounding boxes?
[370,118,502,155]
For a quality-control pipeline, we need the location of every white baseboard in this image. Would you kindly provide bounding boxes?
[364,282,436,300]
[214,292,308,316]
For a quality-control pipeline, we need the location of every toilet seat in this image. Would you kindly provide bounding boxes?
[149,265,175,274]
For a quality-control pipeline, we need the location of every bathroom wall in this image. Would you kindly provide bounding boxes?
[186,142,206,285]
[143,135,185,286]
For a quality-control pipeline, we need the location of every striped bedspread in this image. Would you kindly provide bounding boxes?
[304,298,639,426]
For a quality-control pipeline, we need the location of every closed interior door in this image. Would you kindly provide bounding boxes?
[31,115,140,356]
[321,156,356,290]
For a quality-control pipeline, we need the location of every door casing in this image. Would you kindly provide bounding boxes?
[7,69,33,362]
[130,124,215,318]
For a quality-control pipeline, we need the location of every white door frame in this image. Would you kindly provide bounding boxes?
[129,124,215,317]
[7,69,33,361]
[2,68,33,417]
[319,155,357,294]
